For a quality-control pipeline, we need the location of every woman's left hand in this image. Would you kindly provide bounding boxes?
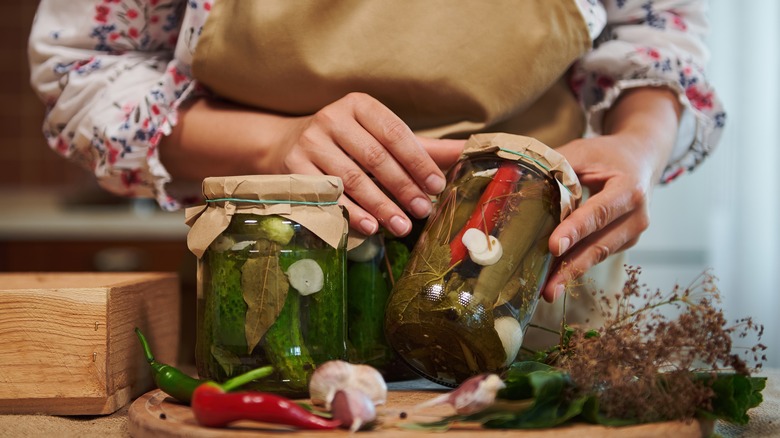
[542,87,683,302]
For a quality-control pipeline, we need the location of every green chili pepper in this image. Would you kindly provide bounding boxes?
[135,328,203,404]
[135,328,274,404]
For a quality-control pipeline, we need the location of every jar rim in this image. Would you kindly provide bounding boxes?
[202,174,344,203]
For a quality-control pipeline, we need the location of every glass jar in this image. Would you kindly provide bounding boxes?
[384,134,580,387]
[346,229,421,382]
[186,175,349,397]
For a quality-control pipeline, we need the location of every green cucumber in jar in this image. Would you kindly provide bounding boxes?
[385,239,411,285]
[472,180,552,307]
[304,250,347,361]
[262,286,313,391]
[207,249,248,357]
[348,260,391,365]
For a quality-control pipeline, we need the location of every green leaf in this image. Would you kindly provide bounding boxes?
[696,373,767,425]
[580,396,640,426]
[500,361,556,400]
[385,239,411,284]
[489,370,580,428]
[210,344,241,377]
[472,361,587,429]
[399,416,458,432]
[242,247,289,354]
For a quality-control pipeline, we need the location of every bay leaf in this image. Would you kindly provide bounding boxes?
[242,248,289,354]
[210,344,242,377]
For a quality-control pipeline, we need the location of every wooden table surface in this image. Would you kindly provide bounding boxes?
[2,370,778,438]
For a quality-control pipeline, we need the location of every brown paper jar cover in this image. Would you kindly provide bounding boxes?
[185,174,348,258]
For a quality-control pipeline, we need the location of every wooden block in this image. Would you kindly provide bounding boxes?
[0,272,180,415]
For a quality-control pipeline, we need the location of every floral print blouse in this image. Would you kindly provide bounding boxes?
[28,0,725,211]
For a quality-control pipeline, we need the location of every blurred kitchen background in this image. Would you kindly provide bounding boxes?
[1,1,777,366]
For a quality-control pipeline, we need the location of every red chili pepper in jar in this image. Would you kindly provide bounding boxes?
[449,162,520,265]
[191,383,341,430]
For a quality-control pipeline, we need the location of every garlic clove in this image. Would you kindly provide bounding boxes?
[494,316,523,367]
[461,228,489,254]
[412,373,505,415]
[469,235,503,266]
[331,388,378,433]
[209,235,235,253]
[286,258,324,296]
[450,374,506,414]
[347,234,382,262]
[473,168,498,178]
[229,240,256,251]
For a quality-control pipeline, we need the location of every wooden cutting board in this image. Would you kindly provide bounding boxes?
[128,389,712,437]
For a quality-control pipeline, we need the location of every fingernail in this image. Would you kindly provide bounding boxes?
[388,215,411,236]
[553,284,565,302]
[425,174,446,194]
[409,197,432,218]
[558,237,571,256]
[359,218,378,235]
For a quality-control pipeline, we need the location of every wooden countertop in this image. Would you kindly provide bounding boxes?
[2,371,778,438]
[0,189,188,241]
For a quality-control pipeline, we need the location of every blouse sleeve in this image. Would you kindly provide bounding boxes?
[28,0,208,210]
[571,0,726,183]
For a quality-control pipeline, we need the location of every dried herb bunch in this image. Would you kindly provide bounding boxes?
[550,266,767,423]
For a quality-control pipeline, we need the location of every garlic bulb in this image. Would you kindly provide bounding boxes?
[350,364,388,406]
[309,360,387,409]
[309,360,353,408]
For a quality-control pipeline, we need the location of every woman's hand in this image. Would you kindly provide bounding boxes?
[161,92,464,237]
[279,93,464,236]
[542,87,682,302]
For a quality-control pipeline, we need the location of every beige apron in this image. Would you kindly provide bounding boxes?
[192,0,590,146]
[191,0,615,347]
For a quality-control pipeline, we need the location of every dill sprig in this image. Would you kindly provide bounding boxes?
[547,266,767,422]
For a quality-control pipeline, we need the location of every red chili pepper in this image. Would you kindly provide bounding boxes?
[191,383,341,430]
[449,162,520,265]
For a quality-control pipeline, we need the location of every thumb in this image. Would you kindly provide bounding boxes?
[552,139,590,173]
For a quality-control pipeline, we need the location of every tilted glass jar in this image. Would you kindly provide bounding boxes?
[384,133,581,387]
[186,174,349,397]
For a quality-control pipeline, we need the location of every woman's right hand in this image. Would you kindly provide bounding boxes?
[161,92,464,237]
[278,92,463,237]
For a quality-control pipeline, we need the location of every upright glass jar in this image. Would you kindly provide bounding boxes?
[346,230,420,381]
[384,133,581,387]
[186,175,349,397]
